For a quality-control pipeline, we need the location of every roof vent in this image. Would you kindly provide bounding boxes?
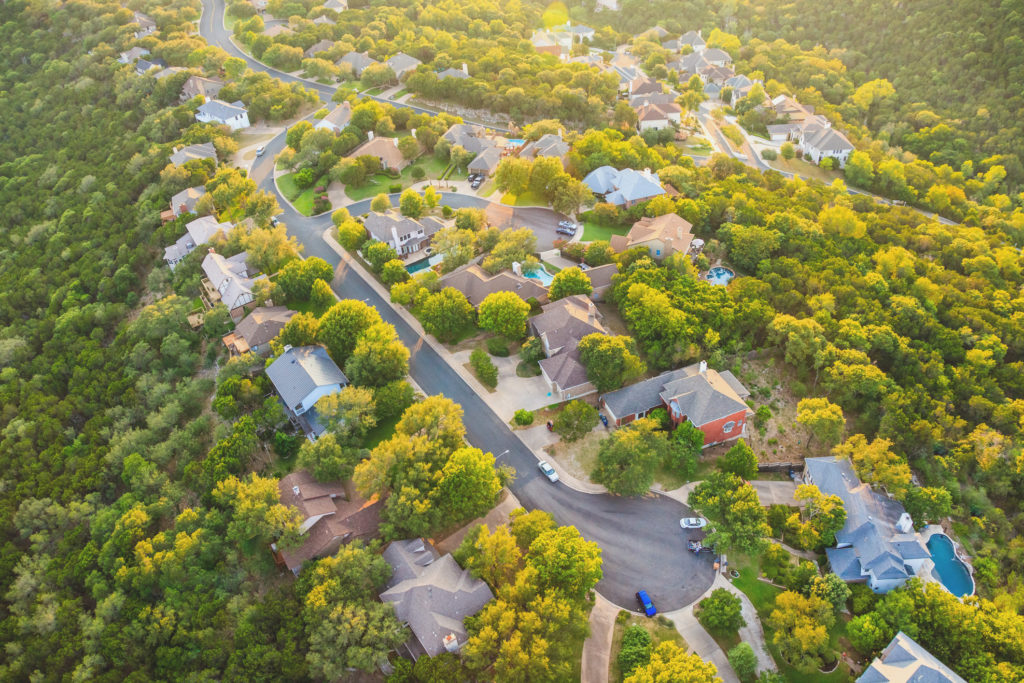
[699,360,707,374]
[283,344,293,353]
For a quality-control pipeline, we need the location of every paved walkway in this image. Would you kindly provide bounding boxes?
[709,573,776,675]
[581,593,618,683]
[664,604,739,683]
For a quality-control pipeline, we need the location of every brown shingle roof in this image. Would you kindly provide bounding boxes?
[437,264,548,307]
[349,135,408,170]
[232,306,295,349]
[610,213,693,257]
[529,295,606,354]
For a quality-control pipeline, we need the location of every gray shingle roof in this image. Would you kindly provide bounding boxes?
[380,539,494,658]
[529,295,606,355]
[386,52,422,77]
[338,51,378,75]
[583,166,665,205]
[600,363,750,425]
[539,347,590,392]
[468,147,501,173]
[442,123,492,154]
[169,142,217,166]
[266,345,347,412]
[197,99,247,121]
[364,211,443,244]
[234,306,295,348]
[858,632,967,683]
[437,66,469,79]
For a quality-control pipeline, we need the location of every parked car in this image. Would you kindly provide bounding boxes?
[255,146,265,157]
[270,216,280,226]
[636,590,657,617]
[679,517,708,529]
[538,460,559,483]
[470,178,483,189]
[556,225,577,236]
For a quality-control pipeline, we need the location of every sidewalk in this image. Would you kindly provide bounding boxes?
[581,593,618,683]
[663,604,739,683]
[708,573,776,675]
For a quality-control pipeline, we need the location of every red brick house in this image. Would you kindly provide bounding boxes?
[599,361,752,446]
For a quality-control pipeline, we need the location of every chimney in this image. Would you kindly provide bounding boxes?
[699,360,707,374]
[283,344,293,353]
[292,485,300,496]
[367,130,374,141]
[461,62,468,75]
[208,247,216,254]
[443,633,459,653]
[588,301,597,324]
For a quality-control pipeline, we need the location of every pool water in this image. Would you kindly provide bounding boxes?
[506,138,525,146]
[524,265,555,287]
[406,254,442,274]
[706,266,735,286]
[927,533,974,597]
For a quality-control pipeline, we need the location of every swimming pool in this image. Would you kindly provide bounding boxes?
[927,533,974,597]
[506,138,525,146]
[705,266,735,286]
[524,265,555,287]
[406,254,442,274]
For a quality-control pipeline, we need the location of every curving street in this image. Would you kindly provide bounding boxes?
[199,0,715,611]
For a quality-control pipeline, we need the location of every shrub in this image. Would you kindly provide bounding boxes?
[470,348,498,389]
[553,400,598,442]
[441,205,454,218]
[754,404,772,432]
[312,197,331,214]
[519,336,545,363]
[849,583,878,615]
[648,406,671,431]
[389,184,402,193]
[513,409,534,426]
[294,167,315,189]
[728,642,758,680]
[761,148,778,160]
[697,588,745,635]
[617,625,653,677]
[486,336,509,357]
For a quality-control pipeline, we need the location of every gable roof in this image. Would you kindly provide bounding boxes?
[800,123,854,153]
[380,539,494,658]
[181,75,225,101]
[314,101,352,131]
[806,456,926,587]
[680,30,705,48]
[202,250,257,309]
[304,39,336,58]
[610,213,693,255]
[858,632,966,683]
[468,146,501,173]
[437,66,470,79]
[437,264,548,307]
[702,48,732,63]
[165,215,232,262]
[630,91,678,108]
[635,101,682,122]
[539,347,591,391]
[585,263,619,291]
[338,50,378,75]
[519,133,569,160]
[132,11,156,30]
[442,123,493,155]
[601,363,751,424]
[234,306,296,348]
[169,142,217,166]
[386,52,422,76]
[629,76,662,96]
[197,99,247,121]
[170,185,207,214]
[277,471,381,572]
[118,46,150,64]
[529,295,606,353]
[349,135,407,169]
[266,345,347,411]
[364,210,444,244]
[323,0,348,9]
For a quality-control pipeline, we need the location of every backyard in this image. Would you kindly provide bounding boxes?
[581,219,628,242]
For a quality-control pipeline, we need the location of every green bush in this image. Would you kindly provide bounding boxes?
[728,642,758,680]
[617,625,653,677]
[486,336,510,357]
[754,404,772,432]
[849,583,878,615]
[648,406,671,430]
[442,205,454,218]
[697,588,745,635]
[761,148,778,160]
[519,336,546,363]
[470,348,498,389]
[389,184,402,193]
[294,167,315,189]
[513,409,534,426]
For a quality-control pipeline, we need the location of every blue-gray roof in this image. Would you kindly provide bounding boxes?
[266,345,347,411]
[582,166,665,205]
[198,99,247,120]
[858,632,967,683]
[601,364,749,425]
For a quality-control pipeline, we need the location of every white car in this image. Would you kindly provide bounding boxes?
[679,517,708,529]
[255,146,265,157]
[538,460,559,483]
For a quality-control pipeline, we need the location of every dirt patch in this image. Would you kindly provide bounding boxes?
[730,355,833,463]
[544,429,606,483]
[596,301,630,336]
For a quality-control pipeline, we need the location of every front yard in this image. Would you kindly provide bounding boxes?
[500,189,547,206]
[344,155,453,201]
[609,611,687,681]
[582,219,629,242]
[767,157,842,184]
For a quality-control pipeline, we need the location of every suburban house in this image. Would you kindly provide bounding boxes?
[117,46,150,64]
[312,15,336,26]
[249,0,267,14]
[610,213,693,259]
[600,361,753,445]
[635,101,682,131]
[804,456,932,593]
[556,23,595,42]
[132,11,156,38]
[582,166,666,207]
[438,263,548,307]
[134,58,165,76]
[262,24,293,39]
[169,141,217,166]
[153,66,185,80]
[700,48,732,67]
[698,63,734,85]
[529,295,607,402]
[595,0,619,11]
[273,471,381,575]
[437,64,471,80]
[629,91,678,109]
[196,99,250,131]
[518,132,569,163]
[584,263,619,301]
[679,30,706,52]
[169,185,207,217]
[797,122,854,167]
[201,249,261,320]
[221,305,296,356]
[314,101,352,133]
[858,632,966,683]
[671,50,732,81]
[467,147,501,177]
[338,50,378,77]
[604,64,641,92]
[180,75,224,102]
[266,344,349,440]
[629,75,662,97]
[364,210,444,255]
[635,26,670,41]
[304,39,336,59]
[379,538,494,659]
[569,54,603,67]
[323,0,348,10]
[349,132,408,171]
[766,94,825,140]
[164,215,233,269]
[386,52,422,80]
[531,30,570,58]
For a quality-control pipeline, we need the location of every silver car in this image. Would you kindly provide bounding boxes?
[679,517,708,529]
[538,460,559,483]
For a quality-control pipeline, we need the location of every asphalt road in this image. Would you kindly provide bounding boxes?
[200,0,714,610]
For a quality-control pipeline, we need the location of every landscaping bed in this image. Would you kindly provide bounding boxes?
[609,611,687,681]
[277,171,330,216]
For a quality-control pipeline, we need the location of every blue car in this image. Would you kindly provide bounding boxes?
[636,590,657,617]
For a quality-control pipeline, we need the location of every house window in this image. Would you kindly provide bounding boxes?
[722,420,735,434]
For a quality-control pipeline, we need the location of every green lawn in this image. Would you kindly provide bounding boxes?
[582,220,629,242]
[364,413,400,449]
[277,172,328,216]
[768,157,842,184]
[500,189,547,206]
[345,156,451,201]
